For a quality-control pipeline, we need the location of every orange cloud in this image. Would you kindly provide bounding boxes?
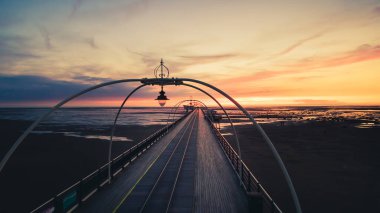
[293,99,344,105]
[274,31,326,57]
[179,54,238,63]
[286,44,380,69]
[219,44,380,84]
[373,6,380,16]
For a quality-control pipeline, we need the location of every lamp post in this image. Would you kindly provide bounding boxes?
[154,59,170,106]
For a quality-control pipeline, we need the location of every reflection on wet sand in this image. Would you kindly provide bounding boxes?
[216,106,380,129]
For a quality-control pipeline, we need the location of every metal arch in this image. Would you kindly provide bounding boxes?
[175,100,210,121]
[108,84,147,183]
[164,94,243,185]
[180,83,243,182]
[166,99,210,127]
[166,99,208,130]
[178,78,302,213]
[0,76,301,213]
[0,79,142,174]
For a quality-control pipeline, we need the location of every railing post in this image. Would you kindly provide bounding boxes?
[247,174,251,191]
[240,159,244,183]
[77,180,83,206]
[54,196,63,213]
[247,192,263,213]
[271,200,275,213]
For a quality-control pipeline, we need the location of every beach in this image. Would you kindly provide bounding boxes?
[222,114,380,212]
[0,107,173,212]
[0,107,379,212]
[0,119,166,212]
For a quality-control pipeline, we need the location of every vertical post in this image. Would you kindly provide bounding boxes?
[247,192,263,213]
[108,84,146,184]
[0,79,141,175]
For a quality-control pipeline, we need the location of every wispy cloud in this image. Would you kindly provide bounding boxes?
[373,6,380,15]
[0,35,40,72]
[179,54,238,63]
[219,43,380,83]
[126,48,166,74]
[219,69,293,83]
[291,75,322,81]
[72,75,112,84]
[274,31,326,57]
[123,0,154,20]
[70,0,86,18]
[0,14,20,28]
[0,74,152,103]
[38,26,52,50]
[285,43,380,69]
[84,37,98,49]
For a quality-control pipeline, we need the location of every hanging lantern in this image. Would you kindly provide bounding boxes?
[155,89,169,107]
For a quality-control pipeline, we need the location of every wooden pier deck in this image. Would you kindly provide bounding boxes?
[78,109,249,212]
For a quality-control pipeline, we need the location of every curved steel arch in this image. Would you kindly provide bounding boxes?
[0,79,141,174]
[166,99,210,127]
[181,83,243,179]
[108,84,147,183]
[178,78,302,213]
[1,76,301,213]
[167,88,241,163]
[109,97,208,183]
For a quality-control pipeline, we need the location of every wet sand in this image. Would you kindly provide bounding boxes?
[0,119,164,212]
[1,118,379,212]
[223,120,380,213]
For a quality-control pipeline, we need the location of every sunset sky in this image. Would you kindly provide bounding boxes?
[0,0,379,107]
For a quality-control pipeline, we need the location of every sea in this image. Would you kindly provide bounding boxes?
[0,106,378,142]
[0,107,187,142]
[0,107,176,126]
[1,106,379,128]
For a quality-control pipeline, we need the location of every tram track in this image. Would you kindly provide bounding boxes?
[166,110,198,213]
[114,110,198,212]
[139,109,198,213]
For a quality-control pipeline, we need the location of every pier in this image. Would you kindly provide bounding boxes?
[77,109,249,212]
[1,60,300,213]
[30,109,282,213]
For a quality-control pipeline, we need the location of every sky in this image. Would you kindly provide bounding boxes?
[0,0,379,107]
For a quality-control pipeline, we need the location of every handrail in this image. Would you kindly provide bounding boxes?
[178,79,301,213]
[204,115,283,213]
[167,99,209,127]
[30,113,189,213]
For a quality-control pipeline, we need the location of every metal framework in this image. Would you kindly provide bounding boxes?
[182,83,243,179]
[108,97,208,183]
[166,99,210,126]
[0,77,302,213]
[108,84,147,183]
[165,84,244,182]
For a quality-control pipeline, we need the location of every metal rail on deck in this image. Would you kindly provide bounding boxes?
[30,114,189,213]
[138,111,198,213]
[204,115,283,213]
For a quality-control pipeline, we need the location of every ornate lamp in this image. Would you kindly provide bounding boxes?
[155,88,169,106]
[154,59,170,107]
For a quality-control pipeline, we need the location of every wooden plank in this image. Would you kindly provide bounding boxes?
[194,111,249,213]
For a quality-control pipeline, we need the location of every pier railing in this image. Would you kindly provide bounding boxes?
[31,113,188,213]
[205,115,282,213]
